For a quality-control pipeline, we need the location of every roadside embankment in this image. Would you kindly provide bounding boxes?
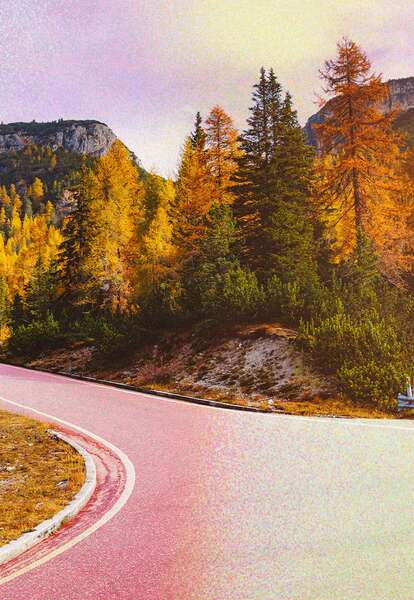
[17,322,407,419]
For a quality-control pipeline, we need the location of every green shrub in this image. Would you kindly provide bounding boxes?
[188,259,264,322]
[338,361,402,409]
[94,321,126,358]
[299,310,402,371]
[266,276,304,323]
[92,318,147,359]
[222,263,265,319]
[8,313,61,357]
[299,309,408,406]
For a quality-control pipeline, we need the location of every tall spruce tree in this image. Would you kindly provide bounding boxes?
[266,92,317,284]
[234,68,314,280]
[56,168,96,310]
[268,68,283,149]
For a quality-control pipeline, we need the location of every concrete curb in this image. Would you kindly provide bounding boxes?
[3,361,267,413]
[2,361,370,419]
[0,430,96,566]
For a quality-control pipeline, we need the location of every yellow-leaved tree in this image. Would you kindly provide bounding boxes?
[82,140,145,313]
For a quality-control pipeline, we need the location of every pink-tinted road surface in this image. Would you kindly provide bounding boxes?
[0,363,414,600]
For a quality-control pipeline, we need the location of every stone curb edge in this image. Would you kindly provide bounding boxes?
[3,361,267,413]
[0,430,97,566]
[2,361,363,418]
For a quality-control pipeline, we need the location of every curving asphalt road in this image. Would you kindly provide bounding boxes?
[0,363,414,599]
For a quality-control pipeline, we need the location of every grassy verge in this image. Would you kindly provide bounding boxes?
[140,381,398,418]
[0,409,85,547]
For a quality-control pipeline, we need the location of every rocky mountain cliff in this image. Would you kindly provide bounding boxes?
[0,120,116,157]
[304,76,414,148]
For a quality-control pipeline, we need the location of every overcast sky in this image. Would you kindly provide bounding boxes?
[1,1,413,176]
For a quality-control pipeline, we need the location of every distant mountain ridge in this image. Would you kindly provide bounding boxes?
[0,119,116,157]
[304,76,414,148]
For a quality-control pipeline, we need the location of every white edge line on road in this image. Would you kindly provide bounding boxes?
[0,430,97,566]
[0,394,136,586]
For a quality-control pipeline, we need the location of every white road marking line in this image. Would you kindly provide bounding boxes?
[0,394,136,586]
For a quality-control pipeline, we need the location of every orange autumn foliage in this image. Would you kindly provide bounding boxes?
[205,106,240,203]
[315,38,414,283]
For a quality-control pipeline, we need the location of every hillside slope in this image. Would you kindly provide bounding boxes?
[21,322,394,417]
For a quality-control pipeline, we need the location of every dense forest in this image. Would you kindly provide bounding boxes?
[3,39,414,409]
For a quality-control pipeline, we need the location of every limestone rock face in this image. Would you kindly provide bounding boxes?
[0,120,116,157]
[385,77,414,111]
[304,76,414,149]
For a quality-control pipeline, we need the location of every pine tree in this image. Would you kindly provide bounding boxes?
[57,168,96,308]
[10,293,26,328]
[0,277,9,331]
[25,256,56,321]
[188,203,236,316]
[268,68,283,149]
[233,69,315,280]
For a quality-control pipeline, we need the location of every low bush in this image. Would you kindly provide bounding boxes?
[188,259,264,322]
[222,263,265,319]
[92,317,149,359]
[8,313,62,357]
[266,276,305,323]
[299,309,406,407]
[338,361,403,410]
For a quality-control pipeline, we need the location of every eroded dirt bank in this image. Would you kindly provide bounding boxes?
[21,323,398,418]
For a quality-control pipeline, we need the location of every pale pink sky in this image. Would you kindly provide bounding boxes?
[1,1,413,175]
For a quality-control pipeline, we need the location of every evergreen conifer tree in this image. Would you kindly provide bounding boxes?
[56,168,96,309]
[191,112,206,150]
[265,92,317,284]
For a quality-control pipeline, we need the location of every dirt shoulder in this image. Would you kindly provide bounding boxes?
[0,410,85,547]
[19,322,410,420]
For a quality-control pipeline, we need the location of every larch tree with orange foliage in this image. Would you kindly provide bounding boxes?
[205,106,240,203]
[316,38,414,282]
[169,120,216,264]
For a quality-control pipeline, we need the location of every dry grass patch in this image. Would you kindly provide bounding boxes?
[0,410,85,547]
[273,396,395,419]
